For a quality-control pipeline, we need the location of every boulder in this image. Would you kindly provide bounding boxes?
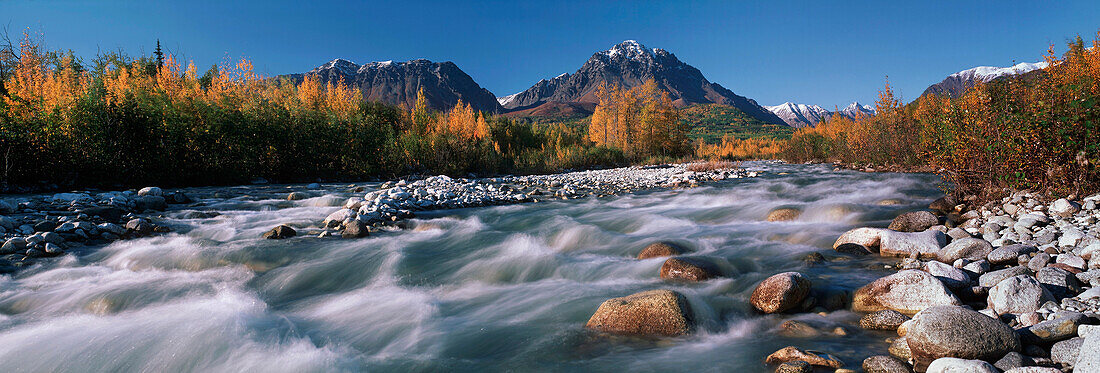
[262,225,296,239]
[750,272,811,313]
[905,305,1020,370]
[659,257,720,282]
[585,290,694,336]
[993,352,1032,371]
[637,242,685,259]
[1051,336,1083,367]
[938,238,993,263]
[166,191,192,204]
[775,360,812,373]
[1077,331,1100,372]
[124,218,154,235]
[987,275,1055,314]
[889,211,940,232]
[341,220,369,238]
[925,358,998,373]
[1002,368,1062,373]
[879,230,946,259]
[929,196,957,215]
[137,186,163,197]
[924,260,971,289]
[987,244,1037,265]
[890,337,912,360]
[853,270,962,315]
[860,310,911,330]
[765,346,843,368]
[862,355,912,373]
[1035,266,1081,299]
[766,208,802,222]
[1019,312,1088,344]
[834,227,885,250]
[1049,198,1081,218]
[778,320,821,338]
[977,266,1031,288]
[287,192,309,201]
[133,195,167,211]
[323,209,355,228]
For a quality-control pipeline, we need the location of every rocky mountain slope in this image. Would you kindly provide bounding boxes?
[921,61,1048,98]
[500,40,784,124]
[285,58,502,113]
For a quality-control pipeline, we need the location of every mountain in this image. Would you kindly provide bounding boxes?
[285,58,502,113]
[500,40,785,124]
[765,102,876,127]
[921,61,1048,98]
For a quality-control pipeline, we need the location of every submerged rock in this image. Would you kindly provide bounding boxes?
[262,225,296,239]
[585,289,694,336]
[765,346,843,368]
[750,272,811,314]
[767,208,802,222]
[775,360,812,373]
[637,242,685,259]
[659,257,719,282]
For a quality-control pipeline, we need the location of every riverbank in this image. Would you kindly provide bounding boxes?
[773,191,1100,372]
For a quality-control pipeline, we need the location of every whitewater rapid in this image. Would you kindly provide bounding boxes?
[0,162,944,372]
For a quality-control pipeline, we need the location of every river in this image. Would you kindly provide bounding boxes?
[0,162,944,372]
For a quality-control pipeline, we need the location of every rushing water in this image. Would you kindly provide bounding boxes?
[0,162,944,372]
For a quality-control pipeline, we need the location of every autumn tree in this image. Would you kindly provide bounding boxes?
[589,79,686,157]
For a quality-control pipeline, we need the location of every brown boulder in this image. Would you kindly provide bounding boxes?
[585,290,694,336]
[660,257,720,281]
[751,272,812,314]
[888,211,940,232]
[637,242,686,259]
[765,346,844,368]
[262,225,297,239]
[852,270,961,315]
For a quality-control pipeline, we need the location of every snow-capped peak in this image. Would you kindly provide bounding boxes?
[765,102,832,128]
[602,40,658,59]
[497,92,520,106]
[951,61,1049,82]
[317,58,361,75]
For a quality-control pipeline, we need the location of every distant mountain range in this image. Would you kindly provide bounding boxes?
[499,40,785,125]
[921,61,1048,98]
[284,58,503,113]
[764,102,876,127]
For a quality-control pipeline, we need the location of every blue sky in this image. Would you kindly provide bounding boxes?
[4,0,1099,109]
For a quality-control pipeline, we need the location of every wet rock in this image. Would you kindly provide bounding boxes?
[137,186,163,197]
[766,208,802,222]
[863,355,912,373]
[585,289,694,337]
[637,242,685,259]
[906,305,1020,370]
[751,272,811,314]
[262,225,296,239]
[765,346,843,368]
[925,358,998,373]
[323,209,355,228]
[889,211,940,232]
[778,320,821,338]
[853,270,961,315]
[659,257,720,282]
[124,218,154,235]
[938,238,994,263]
[133,195,167,211]
[834,227,884,250]
[33,220,57,232]
[978,266,1031,288]
[835,243,873,256]
[860,310,911,330]
[287,192,309,201]
[890,337,912,360]
[341,220,369,238]
[774,360,812,373]
[987,244,1037,265]
[1,238,27,254]
[879,230,946,259]
[988,275,1055,314]
[166,191,192,204]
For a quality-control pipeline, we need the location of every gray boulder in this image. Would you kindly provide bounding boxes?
[889,211,940,232]
[938,238,994,263]
[880,230,947,259]
[853,270,961,315]
[1051,336,1083,368]
[924,260,971,289]
[906,305,1020,370]
[925,358,998,373]
[1077,328,1100,371]
[978,266,1031,288]
[988,275,1055,314]
[987,244,1037,265]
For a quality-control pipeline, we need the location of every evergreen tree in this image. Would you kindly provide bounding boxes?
[154,39,164,71]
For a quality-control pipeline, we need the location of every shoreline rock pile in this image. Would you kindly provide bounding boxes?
[815,191,1100,372]
[0,187,187,272]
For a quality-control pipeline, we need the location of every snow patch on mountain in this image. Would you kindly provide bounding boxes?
[951,61,1049,82]
[765,101,876,127]
[497,93,520,106]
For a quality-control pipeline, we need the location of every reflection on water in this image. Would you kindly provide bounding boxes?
[0,162,943,372]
